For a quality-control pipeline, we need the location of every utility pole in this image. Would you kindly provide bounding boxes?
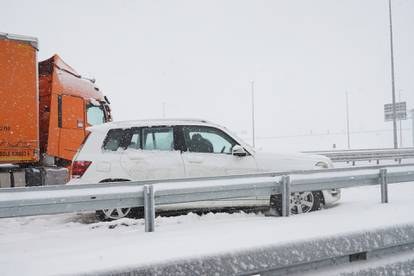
[388,0,398,149]
[251,80,256,148]
[398,90,403,147]
[346,92,351,149]
[411,109,414,147]
[399,114,403,147]
[162,102,166,118]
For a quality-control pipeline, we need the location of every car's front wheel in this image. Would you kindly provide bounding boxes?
[270,191,323,215]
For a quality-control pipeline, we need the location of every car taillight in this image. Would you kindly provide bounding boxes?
[71,161,92,178]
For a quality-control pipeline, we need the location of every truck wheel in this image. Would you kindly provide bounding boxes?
[270,191,323,215]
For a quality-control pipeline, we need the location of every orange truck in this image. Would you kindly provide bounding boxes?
[0,32,112,187]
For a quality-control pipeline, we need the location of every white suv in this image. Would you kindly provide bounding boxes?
[70,119,340,220]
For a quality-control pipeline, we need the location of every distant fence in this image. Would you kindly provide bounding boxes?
[305,147,414,165]
[1,164,414,232]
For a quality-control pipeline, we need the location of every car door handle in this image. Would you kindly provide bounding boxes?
[187,157,203,163]
[127,152,143,160]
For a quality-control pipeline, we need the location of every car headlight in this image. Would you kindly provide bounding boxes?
[315,161,329,169]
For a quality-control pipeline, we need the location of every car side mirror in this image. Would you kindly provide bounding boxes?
[232,145,247,157]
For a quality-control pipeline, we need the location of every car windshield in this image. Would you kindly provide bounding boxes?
[87,104,105,125]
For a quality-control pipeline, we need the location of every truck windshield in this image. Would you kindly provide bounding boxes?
[87,105,105,125]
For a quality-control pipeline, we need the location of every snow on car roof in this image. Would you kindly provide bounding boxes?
[87,118,215,132]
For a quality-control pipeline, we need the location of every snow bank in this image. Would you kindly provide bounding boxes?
[0,182,414,275]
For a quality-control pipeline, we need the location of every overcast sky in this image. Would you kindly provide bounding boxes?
[2,0,413,149]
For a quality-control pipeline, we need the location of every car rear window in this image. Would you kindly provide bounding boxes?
[102,129,132,151]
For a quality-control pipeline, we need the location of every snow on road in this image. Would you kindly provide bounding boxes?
[1,182,414,276]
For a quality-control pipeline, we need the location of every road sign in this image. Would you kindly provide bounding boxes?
[384,102,407,121]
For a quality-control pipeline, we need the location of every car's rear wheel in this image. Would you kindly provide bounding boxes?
[96,207,143,221]
[96,179,143,221]
[270,191,323,215]
[96,208,132,221]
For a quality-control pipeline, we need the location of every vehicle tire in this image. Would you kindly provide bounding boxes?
[96,179,144,221]
[96,207,143,221]
[270,191,323,215]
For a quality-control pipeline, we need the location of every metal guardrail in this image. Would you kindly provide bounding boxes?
[1,165,414,233]
[304,147,414,165]
[100,223,414,275]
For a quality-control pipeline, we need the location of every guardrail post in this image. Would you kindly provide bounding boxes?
[144,184,155,232]
[380,169,388,204]
[281,175,291,217]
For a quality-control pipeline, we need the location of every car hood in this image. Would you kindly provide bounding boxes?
[253,150,332,172]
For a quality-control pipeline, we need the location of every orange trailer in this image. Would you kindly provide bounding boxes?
[0,33,112,187]
[0,33,39,164]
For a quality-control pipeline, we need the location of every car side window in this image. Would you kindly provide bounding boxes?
[182,126,237,154]
[127,129,141,150]
[103,129,131,151]
[142,127,174,151]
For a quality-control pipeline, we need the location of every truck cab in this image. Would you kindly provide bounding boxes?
[0,33,112,187]
[38,55,112,167]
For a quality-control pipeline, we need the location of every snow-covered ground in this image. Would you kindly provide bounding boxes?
[1,181,414,275]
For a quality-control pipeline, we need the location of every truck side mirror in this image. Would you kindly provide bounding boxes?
[232,145,247,157]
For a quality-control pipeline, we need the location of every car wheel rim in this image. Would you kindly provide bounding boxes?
[290,192,314,214]
[102,208,131,219]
